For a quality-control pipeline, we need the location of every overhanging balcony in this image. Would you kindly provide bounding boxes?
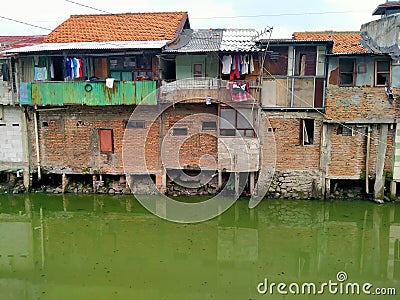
[159,78,261,104]
[261,76,325,109]
[19,80,157,106]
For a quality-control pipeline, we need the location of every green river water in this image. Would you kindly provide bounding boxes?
[0,194,399,300]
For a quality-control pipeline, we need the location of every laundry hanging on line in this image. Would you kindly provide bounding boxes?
[65,57,85,80]
[226,81,251,102]
[221,54,254,80]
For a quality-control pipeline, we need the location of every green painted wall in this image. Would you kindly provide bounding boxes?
[21,81,157,106]
[176,54,218,80]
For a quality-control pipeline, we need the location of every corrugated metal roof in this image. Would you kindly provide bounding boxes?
[4,40,169,53]
[166,29,222,52]
[165,28,260,52]
[0,36,45,57]
[220,29,259,51]
[373,1,400,15]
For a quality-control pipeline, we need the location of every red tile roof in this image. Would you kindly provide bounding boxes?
[293,31,369,54]
[43,12,189,43]
[0,36,45,57]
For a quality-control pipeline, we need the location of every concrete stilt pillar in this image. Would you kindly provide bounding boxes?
[92,175,97,193]
[23,170,30,192]
[374,124,388,200]
[390,181,397,200]
[249,172,255,195]
[218,170,223,189]
[235,172,240,198]
[155,175,163,189]
[325,178,331,198]
[162,168,167,193]
[126,174,133,193]
[156,167,167,194]
[61,173,67,194]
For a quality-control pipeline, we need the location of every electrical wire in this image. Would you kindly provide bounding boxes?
[0,15,52,31]
[0,0,389,148]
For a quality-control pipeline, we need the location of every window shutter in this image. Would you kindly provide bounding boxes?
[99,129,113,152]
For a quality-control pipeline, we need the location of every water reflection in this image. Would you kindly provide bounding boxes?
[0,194,399,299]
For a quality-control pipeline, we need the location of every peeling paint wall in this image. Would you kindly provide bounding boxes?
[324,50,396,186]
[392,64,400,88]
[326,55,397,123]
[361,14,400,85]
[327,56,375,87]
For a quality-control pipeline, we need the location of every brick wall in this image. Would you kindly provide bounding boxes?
[327,124,394,179]
[324,84,396,180]
[28,105,160,175]
[328,124,367,178]
[325,86,397,122]
[261,112,324,198]
[263,112,322,171]
[163,104,218,170]
[123,105,161,175]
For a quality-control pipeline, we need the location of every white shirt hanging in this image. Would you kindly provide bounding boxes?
[222,55,232,74]
[106,78,115,89]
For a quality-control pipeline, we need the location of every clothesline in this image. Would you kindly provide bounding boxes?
[221,54,255,80]
[65,57,87,80]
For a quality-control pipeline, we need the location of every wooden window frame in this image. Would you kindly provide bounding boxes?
[339,58,356,86]
[294,47,317,76]
[108,55,153,81]
[193,63,203,78]
[375,60,391,87]
[301,119,314,146]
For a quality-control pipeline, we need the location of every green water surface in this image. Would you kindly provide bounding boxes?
[0,194,399,300]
